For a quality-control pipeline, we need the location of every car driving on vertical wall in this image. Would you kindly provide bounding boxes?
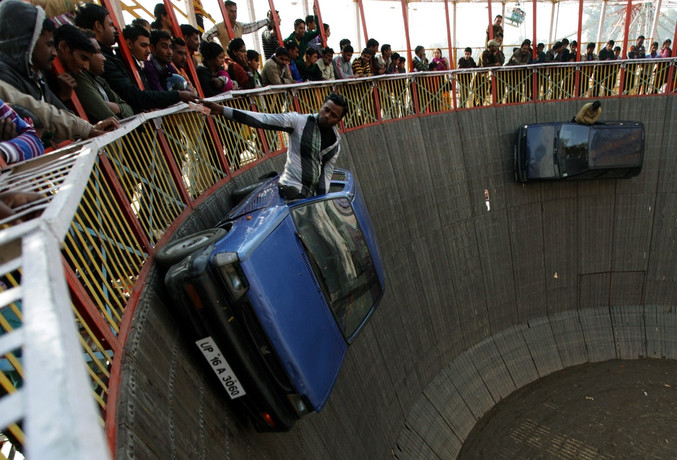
[157,168,385,431]
[514,121,645,183]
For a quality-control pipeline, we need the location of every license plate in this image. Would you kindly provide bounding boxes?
[196,337,246,399]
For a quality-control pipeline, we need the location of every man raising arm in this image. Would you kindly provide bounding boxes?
[202,93,348,199]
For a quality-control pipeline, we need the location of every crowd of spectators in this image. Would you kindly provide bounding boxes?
[0,0,675,170]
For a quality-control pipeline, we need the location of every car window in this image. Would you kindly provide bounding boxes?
[558,124,590,177]
[590,126,643,167]
[291,198,381,340]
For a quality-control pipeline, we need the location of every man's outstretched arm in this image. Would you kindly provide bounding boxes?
[201,101,297,133]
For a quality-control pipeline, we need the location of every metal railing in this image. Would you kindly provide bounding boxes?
[0,58,675,458]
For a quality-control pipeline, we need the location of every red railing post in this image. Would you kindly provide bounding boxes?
[267,0,283,47]
[622,0,633,59]
[164,0,204,98]
[411,76,421,114]
[574,64,582,98]
[313,0,327,47]
[63,262,121,353]
[372,81,383,122]
[52,59,90,122]
[151,119,193,205]
[487,0,494,41]
[97,152,155,252]
[356,0,369,46]
[217,0,236,41]
[99,0,145,89]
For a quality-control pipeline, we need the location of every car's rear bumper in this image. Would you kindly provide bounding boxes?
[164,248,302,431]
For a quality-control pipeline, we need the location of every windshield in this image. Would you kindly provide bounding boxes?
[559,124,590,177]
[291,198,381,340]
[590,126,643,167]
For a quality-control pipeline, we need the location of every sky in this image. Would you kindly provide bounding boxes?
[125,0,676,61]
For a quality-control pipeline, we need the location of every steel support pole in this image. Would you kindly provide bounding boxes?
[622,0,633,58]
[100,0,144,89]
[183,0,198,27]
[164,0,203,97]
[488,0,494,40]
[574,0,584,97]
[356,0,369,44]
[532,0,538,99]
[576,0,583,61]
[549,2,556,45]
[453,1,457,63]
[596,0,607,48]
[247,0,262,51]
[445,0,454,68]
[532,0,537,59]
[267,0,283,47]
[401,0,413,73]
[314,0,327,47]
[618,0,634,95]
[650,0,663,45]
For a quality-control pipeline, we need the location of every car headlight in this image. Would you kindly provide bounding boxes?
[214,252,249,301]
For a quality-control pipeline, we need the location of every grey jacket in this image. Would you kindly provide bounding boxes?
[0,0,68,111]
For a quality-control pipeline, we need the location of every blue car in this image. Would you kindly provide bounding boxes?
[514,121,645,183]
[159,169,385,431]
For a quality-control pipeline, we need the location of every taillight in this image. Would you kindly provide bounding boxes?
[260,411,276,428]
[185,283,203,310]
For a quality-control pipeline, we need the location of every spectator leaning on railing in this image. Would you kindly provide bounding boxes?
[0,80,119,145]
[334,44,354,79]
[413,46,430,72]
[75,32,134,123]
[317,47,335,81]
[74,3,196,113]
[261,47,293,86]
[352,48,374,77]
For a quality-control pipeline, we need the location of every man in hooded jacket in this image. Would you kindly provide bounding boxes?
[0,1,118,143]
[0,0,69,111]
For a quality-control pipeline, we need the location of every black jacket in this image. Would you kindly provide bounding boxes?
[100,45,180,113]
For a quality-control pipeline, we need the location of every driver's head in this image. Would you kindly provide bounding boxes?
[318,93,348,128]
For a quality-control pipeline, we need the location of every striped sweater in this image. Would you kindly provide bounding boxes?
[0,99,44,164]
[222,107,340,197]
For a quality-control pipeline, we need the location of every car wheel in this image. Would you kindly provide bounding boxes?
[155,228,228,266]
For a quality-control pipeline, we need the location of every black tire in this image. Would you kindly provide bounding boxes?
[155,228,227,266]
